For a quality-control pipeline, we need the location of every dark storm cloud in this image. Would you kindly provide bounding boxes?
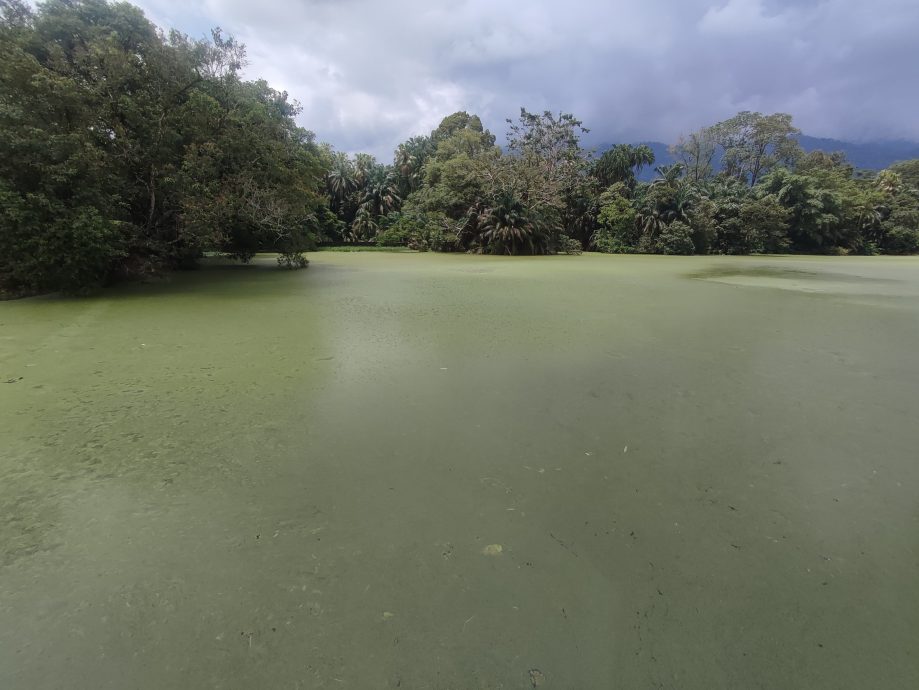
[137,0,919,158]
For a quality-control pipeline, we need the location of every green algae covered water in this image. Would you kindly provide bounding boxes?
[2,253,918,689]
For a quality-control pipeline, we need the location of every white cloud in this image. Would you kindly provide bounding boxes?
[133,0,919,157]
[699,0,784,34]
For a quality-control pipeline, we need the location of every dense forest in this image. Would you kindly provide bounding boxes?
[2,0,918,297]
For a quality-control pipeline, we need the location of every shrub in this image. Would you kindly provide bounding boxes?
[376,223,413,247]
[593,183,639,253]
[277,253,309,269]
[654,221,696,255]
[408,223,449,252]
[559,236,583,255]
[376,211,453,251]
[0,188,125,296]
[881,226,919,254]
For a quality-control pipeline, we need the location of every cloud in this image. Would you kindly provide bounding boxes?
[134,0,919,158]
[699,0,785,34]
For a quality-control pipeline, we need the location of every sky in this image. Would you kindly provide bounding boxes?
[134,0,919,159]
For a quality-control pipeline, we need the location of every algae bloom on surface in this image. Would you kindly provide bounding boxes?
[1,252,918,689]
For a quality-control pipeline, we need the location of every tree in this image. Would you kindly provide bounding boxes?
[593,183,639,253]
[760,169,843,250]
[796,150,854,180]
[178,77,326,265]
[1,0,328,295]
[431,111,490,145]
[686,196,718,254]
[888,159,919,191]
[0,0,140,293]
[655,221,695,255]
[670,128,718,183]
[875,170,919,254]
[476,190,545,255]
[714,194,790,254]
[713,112,801,185]
[393,135,433,197]
[503,108,591,252]
[359,165,400,218]
[327,152,358,216]
[561,174,600,250]
[404,112,497,224]
[593,144,655,188]
[506,109,588,172]
[651,163,686,187]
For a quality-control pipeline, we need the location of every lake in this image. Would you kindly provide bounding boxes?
[2,252,918,688]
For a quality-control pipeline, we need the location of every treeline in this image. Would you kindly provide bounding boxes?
[327,110,919,258]
[0,0,334,296]
[2,1,918,297]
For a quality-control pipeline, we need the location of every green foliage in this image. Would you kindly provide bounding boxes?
[394,136,434,198]
[374,106,918,258]
[877,189,919,254]
[375,218,413,247]
[670,128,718,182]
[407,217,450,252]
[277,253,309,269]
[881,226,919,254]
[475,190,547,255]
[376,210,453,252]
[384,109,586,256]
[177,78,325,264]
[3,14,917,296]
[593,144,655,188]
[560,236,583,254]
[506,109,587,166]
[0,0,326,295]
[888,160,919,191]
[654,221,696,255]
[594,183,639,253]
[686,196,717,254]
[560,174,599,249]
[714,194,790,254]
[713,111,802,185]
[0,186,125,295]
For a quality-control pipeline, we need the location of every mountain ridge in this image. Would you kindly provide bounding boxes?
[590,136,919,181]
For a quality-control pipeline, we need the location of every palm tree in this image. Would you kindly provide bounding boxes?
[476,191,545,254]
[638,206,666,244]
[349,206,377,242]
[327,154,357,210]
[663,183,696,224]
[593,144,656,188]
[353,153,376,189]
[394,136,433,196]
[762,169,839,248]
[361,167,401,218]
[875,170,903,196]
[650,163,685,186]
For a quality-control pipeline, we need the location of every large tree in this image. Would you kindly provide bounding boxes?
[713,111,801,186]
[593,144,655,188]
[670,128,718,183]
[1,0,328,295]
[888,159,919,191]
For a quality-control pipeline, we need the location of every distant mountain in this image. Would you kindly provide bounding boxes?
[592,137,919,182]
[796,136,919,171]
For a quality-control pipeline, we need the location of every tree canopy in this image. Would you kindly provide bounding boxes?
[0,0,329,296]
[1,0,918,297]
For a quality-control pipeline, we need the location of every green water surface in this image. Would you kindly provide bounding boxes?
[2,253,918,688]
